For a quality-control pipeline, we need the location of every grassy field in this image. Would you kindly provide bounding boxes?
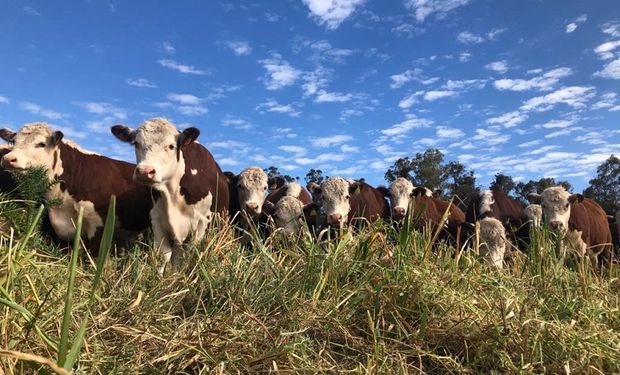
[0,194,619,374]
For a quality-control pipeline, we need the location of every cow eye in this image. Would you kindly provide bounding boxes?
[565,203,569,209]
[263,186,267,191]
[168,144,175,150]
[345,195,350,199]
[35,142,46,148]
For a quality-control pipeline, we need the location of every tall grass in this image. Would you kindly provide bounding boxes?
[0,197,618,373]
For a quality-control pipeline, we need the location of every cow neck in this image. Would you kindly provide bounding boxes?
[152,151,186,205]
[47,142,79,200]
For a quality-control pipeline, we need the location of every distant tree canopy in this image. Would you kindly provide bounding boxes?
[583,154,620,214]
[384,148,478,208]
[489,172,516,196]
[514,178,573,205]
[263,166,295,183]
[304,169,326,185]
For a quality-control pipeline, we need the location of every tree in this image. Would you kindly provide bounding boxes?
[263,166,294,182]
[489,172,516,196]
[515,177,573,205]
[304,169,325,185]
[443,161,478,209]
[583,154,620,214]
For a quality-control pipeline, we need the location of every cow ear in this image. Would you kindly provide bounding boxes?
[0,129,16,142]
[568,194,584,204]
[376,186,390,198]
[263,200,276,216]
[179,127,200,147]
[223,171,237,184]
[51,131,64,146]
[349,182,362,195]
[308,183,321,195]
[303,202,320,218]
[412,187,427,198]
[111,125,135,143]
[527,193,542,204]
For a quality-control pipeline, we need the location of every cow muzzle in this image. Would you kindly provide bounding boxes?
[393,207,406,220]
[327,213,343,225]
[245,202,261,215]
[134,165,157,183]
[0,154,22,170]
[549,221,565,232]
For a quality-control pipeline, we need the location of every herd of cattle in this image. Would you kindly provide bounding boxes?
[0,118,618,274]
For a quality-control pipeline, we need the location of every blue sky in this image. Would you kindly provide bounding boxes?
[1,0,619,191]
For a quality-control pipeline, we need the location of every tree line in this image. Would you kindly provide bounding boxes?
[263,149,620,214]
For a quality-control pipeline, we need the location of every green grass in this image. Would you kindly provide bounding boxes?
[0,196,619,374]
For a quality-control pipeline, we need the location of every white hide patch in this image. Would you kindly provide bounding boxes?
[478,190,495,217]
[286,183,302,198]
[389,177,414,215]
[47,186,104,241]
[563,229,587,258]
[191,169,198,175]
[479,217,507,269]
[320,177,352,225]
[152,190,213,246]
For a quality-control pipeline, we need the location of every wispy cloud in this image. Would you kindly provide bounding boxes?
[565,14,587,33]
[485,60,509,74]
[0,96,9,104]
[23,6,40,16]
[457,31,485,44]
[165,93,207,116]
[221,115,253,130]
[593,58,620,79]
[75,102,127,120]
[315,90,353,103]
[126,78,157,88]
[310,134,354,148]
[259,53,302,90]
[494,67,572,91]
[594,40,620,60]
[520,86,596,112]
[158,59,209,75]
[226,41,252,56]
[404,0,471,22]
[162,41,176,55]
[487,110,528,128]
[256,99,301,117]
[301,0,365,30]
[19,102,66,120]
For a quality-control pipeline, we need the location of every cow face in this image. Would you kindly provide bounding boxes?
[527,186,583,233]
[319,177,358,227]
[272,196,305,235]
[237,167,268,216]
[479,217,508,269]
[524,204,543,227]
[0,123,64,176]
[112,118,199,188]
[307,182,322,203]
[387,178,414,220]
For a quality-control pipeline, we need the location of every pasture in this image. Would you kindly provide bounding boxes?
[0,191,619,374]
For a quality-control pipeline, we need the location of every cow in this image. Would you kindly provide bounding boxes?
[465,190,529,251]
[226,167,268,218]
[527,186,613,268]
[609,213,619,256]
[111,118,229,274]
[479,217,510,269]
[262,182,316,235]
[0,145,17,194]
[524,204,543,228]
[306,182,321,202]
[0,122,152,254]
[268,176,287,192]
[308,177,389,229]
[379,178,465,244]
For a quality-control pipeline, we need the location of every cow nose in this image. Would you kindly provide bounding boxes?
[136,165,156,180]
[549,221,562,231]
[245,202,259,213]
[328,213,342,224]
[393,207,405,218]
[1,155,17,168]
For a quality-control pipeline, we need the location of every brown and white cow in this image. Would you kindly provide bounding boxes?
[379,178,465,243]
[263,182,316,235]
[308,177,389,228]
[0,123,152,253]
[227,167,269,218]
[524,204,543,228]
[527,187,613,266]
[111,118,229,274]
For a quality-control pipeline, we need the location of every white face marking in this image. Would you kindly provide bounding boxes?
[237,167,268,216]
[524,204,543,227]
[479,190,495,216]
[131,118,182,186]
[274,196,304,235]
[539,187,573,233]
[320,177,352,226]
[388,177,414,219]
[0,123,60,177]
[479,217,507,269]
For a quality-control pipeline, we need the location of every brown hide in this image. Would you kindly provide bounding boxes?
[411,195,465,242]
[348,182,390,224]
[265,184,312,206]
[568,198,613,261]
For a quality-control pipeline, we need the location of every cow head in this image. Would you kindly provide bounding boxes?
[527,186,583,234]
[307,182,322,202]
[268,176,287,192]
[0,123,64,177]
[111,118,199,188]
[524,204,543,228]
[236,167,268,216]
[318,177,360,227]
[479,217,508,269]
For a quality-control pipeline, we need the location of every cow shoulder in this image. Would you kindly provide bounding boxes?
[179,142,226,207]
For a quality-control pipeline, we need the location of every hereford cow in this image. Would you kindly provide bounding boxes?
[527,186,613,266]
[465,190,529,251]
[379,178,465,243]
[524,204,543,228]
[0,145,17,194]
[268,176,287,192]
[609,213,619,256]
[309,177,389,228]
[0,123,152,253]
[226,167,268,219]
[111,118,229,274]
[262,182,316,235]
[479,217,510,269]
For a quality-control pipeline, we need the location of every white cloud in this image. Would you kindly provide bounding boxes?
[302,66,331,97]
[339,108,364,122]
[518,140,542,148]
[520,86,596,112]
[459,52,472,62]
[301,40,354,63]
[158,59,208,75]
[602,21,620,38]
[381,117,432,137]
[592,92,618,110]
[162,41,176,55]
[565,14,587,33]
[473,128,510,145]
[23,6,40,16]
[75,102,127,120]
[341,144,360,153]
[404,0,471,22]
[126,78,157,88]
[436,126,464,139]
[221,116,253,130]
[442,79,486,90]
[485,60,508,74]
[398,91,422,109]
[19,102,66,120]
[218,158,240,167]
[487,110,528,128]
[0,96,8,104]
[227,41,252,56]
[310,134,354,148]
[540,118,576,129]
[259,53,302,90]
[265,11,280,22]
[486,28,507,40]
[296,152,346,165]
[457,31,485,44]
[315,90,353,103]
[424,90,457,101]
[256,99,301,117]
[166,93,201,105]
[594,57,620,79]
[279,145,307,154]
[594,40,620,60]
[301,0,365,30]
[176,106,208,116]
[493,67,572,91]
